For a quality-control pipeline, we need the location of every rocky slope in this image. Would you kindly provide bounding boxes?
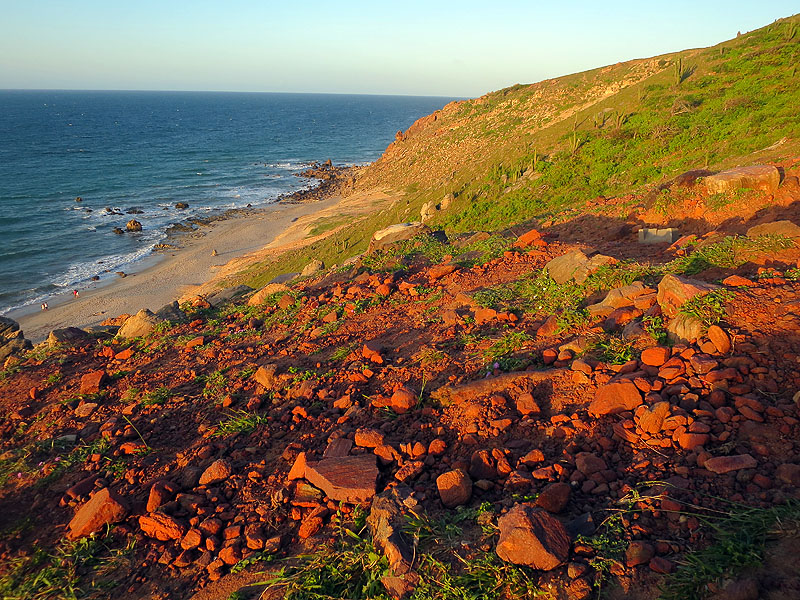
[1,160,800,599]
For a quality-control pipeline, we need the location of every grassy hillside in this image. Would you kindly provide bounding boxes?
[235,15,800,288]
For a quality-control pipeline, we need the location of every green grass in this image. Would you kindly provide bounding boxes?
[592,335,636,364]
[678,289,735,326]
[212,410,269,437]
[0,531,135,600]
[666,235,795,275]
[140,386,172,406]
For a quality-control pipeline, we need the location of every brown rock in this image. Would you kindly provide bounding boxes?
[625,541,654,567]
[304,455,378,503]
[637,402,670,434]
[704,454,757,474]
[428,264,457,280]
[355,428,385,448]
[649,556,675,574]
[678,432,709,451]
[79,370,108,395]
[640,347,670,367]
[536,482,571,514]
[707,325,731,354]
[139,512,187,541]
[706,165,780,195]
[722,275,756,287]
[199,459,232,486]
[180,528,203,550]
[469,449,496,480]
[66,487,128,540]
[657,274,719,318]
[288,452,307,480]
[775,463,800,486]
[363,341,384,364]
[575,453,607,476]
[147,480,178,512]
[516,393,540,416]
[496,504,571,570]
[387,387,416,414]
[436,469,472,508]
[589,381,642,416]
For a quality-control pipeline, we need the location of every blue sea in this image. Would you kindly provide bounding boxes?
[0,90,452,314]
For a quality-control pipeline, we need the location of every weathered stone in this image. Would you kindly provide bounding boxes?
[625,541,655,567]
[47,327,91,348]
[367,489,415,571]
[707,325,731,354]
[436,469,472,508]
[469,449,496,480]
[199,459,232,486]
[589,381,642,416]
[288,452,307,480]
[139,512,187,541]
[496,504,571,570]
[746,219,800,241]
[247,283,290,306]
[536,482,571,514]
[667,313,705,344]
[355,428,385,448]
[369,223,431,253]
[704,454,757,474]
[640,347,670,367]
[0,317,32,362]
[117,309,161,339]
[66,487,128,540]
[515,392,540,416]
[155,301,187,323]
[387,387,416,414]
[126,219,142,232]
[776,463,800,486]
[304,455,378,503]
[80,370,108,395]
[253,364,281,390]
[545,250,615,285]
[207,285,254,308]
[147,480,179,512]
[657,275,719,318]
[637,402,670,434]
[704,165,781,195]
[575,453,607,476]
[301,260,324,277]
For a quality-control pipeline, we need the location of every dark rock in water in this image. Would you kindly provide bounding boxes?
[155,301,188,323]
[207,285,254,308]
[91,275,100,281]
[116,272,127,278]
[126,220,142,232]
[47,327,91,348]
[0,317,32,363]
[125,208,144,215]
[175,202,189,209]
[112,227,124,235]
[75,196,82,202]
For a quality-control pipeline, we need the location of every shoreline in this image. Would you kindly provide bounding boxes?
[9,195,343,343]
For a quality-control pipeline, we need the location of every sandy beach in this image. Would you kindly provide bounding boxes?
[9,196,342,343]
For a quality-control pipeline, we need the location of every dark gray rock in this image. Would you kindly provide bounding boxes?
[155,301,187,323]
[47,327,92,348]
[206,285,254,308]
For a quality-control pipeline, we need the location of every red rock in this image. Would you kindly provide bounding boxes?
[776,463,800,486]
[537,316,559,338]
[362,341,384,364]
[474,307,498,324]
[180,528,203,550]
[199,459,232,485]
[199,517,224,536]
[79,370,108,395]
[218,544,240,565]
[707,325,731,354]
[186,336,205,349]
[355,428,385,448]
[288,451,307,480]
[649,556,675,574]
[66,487,128,540]
[147,480,178,513]
[520,448,545,466]
[625,541,655,567]
[114,348,133,361]
[323,438,353,458]
[678,432,709,451]
[277,294,294,309]
[436,469,472,508]
[245,524,266,549]
[589,381,643,416]
[516,392,540,416]
[722,275,756,287]
[428,264,457,280]
[657,275,719,318]
[496,504,571,570]
[298,515,324,539]
[387,387,416,414]
[513,228,543,248]
[428,439,447,456]
[469,449,496,479]
[304,455,378,503]
[575,453,607,476]
[637,401,670,434]
[139,512,187,541]
[536,482,571,514]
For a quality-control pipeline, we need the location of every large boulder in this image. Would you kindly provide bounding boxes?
[436,469,472,508]
[300,259,324,277]
[589,381,643,416]
[657,274,719,318]
[155,301,187,323]
[544,250,616,285]
[126,219,143,232]
[0,317,32,362]
[496,504,571,570]
[248,283,290,306]
[117,309,161,339]
[667,313,705,344]
[47,327,91,348]
[368,223,431,253]
[703,165,781,194]
[746,220,800,242]
[206,284,254,308]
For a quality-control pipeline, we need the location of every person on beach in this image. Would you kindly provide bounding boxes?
[41,302,48,311]
[73,289,79,298]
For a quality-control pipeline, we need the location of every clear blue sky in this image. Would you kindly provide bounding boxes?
[0,1,796,97]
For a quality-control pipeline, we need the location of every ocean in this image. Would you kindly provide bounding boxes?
[0,90,452,314]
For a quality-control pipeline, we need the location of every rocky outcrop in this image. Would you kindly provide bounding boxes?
[746,220,800,242]
[304,455,379,503]
[126,219,143,232]
[206,285,254,308]
[657,274,719,318]
[247,282,290,306]
[0,316,32,364]
[369,223,431,253]
[496,504,571,570]
[66,487,128,540]
[703,165,781,194]
[155,301,188,323]
[47,326,91,348]
[117,309,161,339]
[544,250,615,285]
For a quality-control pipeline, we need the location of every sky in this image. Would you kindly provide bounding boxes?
[0,1,797,98]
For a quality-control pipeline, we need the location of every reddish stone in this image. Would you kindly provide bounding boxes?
[469,449,496,479]
[625,541,655,567]
[298,516,324,539]
[536,482,571,514]
[575,453,607,476]
[288,451,307,480]
[387,387,416,414]
[304,455,378,503]
[186,336,205,349]
[362,341,384,364]
[114,348,133,361]
[514,228,543,248]
[537,316,559,338]
[428,439,447,456]
[147,480,178,512]
[66,487,128,540]
[649,556,675,574]
[637,402,670,434]
[437,469,472,508]
[496,505,571,571]
[139,513,187,541]
[707,325,731,354]
[428,264,457,280]
[180,528,203,550]
[79,370,108,395]
[589,381,643,416]
[474,307,498,324]
[776,463,800,486]
[678,432,709,451]
[355,428,385,448]
[657,275,719,318]
[516,392,540,416]
[199,459,232,485]
[376,283,392,296]
[722,275,755,287]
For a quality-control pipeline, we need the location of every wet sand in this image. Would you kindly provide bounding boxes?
[10,197,341,343]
